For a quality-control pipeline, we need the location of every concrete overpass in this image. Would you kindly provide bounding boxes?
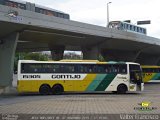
[1,5,160,87]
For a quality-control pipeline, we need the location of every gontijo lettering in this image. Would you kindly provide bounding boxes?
[52,75,81,79]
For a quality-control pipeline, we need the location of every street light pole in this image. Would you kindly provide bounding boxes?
[107,2,112,27]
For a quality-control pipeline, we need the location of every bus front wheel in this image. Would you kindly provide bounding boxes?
[117,84,127,94]
[52,84,64,95]
[39,84,51,95]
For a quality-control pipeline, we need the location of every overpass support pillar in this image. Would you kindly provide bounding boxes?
[82,47,99,60]
[0,33,19,87]
[49,45,65,61]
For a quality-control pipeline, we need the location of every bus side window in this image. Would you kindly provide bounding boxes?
[88,65,92,73]
[104,65,112,73]
[105,68,108,73]
[84,65,89,73]
[119,64,127,74]
[112,64,120,73]
[97,65,105,73]
[146,68,151,73]
[67,64,75,73]
[108,65,112,73]
[154,68,159,73]
[21,63,25,73]
[42,64,53,73]
[35,64,42,73]
[77,64,83,73]
[80,64,91,73]
[60,64,66,73]
[53,64,60,73]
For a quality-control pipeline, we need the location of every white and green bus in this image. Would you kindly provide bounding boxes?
[17,60,144,94]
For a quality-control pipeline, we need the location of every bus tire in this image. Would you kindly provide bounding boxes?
[39,84,51,95]
[52,84,64,95]
[117,84,127,94]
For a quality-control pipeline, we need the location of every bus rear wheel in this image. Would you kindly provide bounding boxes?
[52,84,64,95]
[117,84,127,94]
[39,84,51,95]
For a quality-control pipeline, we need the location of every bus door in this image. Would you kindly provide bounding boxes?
[129,65,143,91]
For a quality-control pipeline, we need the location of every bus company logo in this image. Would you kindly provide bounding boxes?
[52,75,81,79]
[134,101,157,111]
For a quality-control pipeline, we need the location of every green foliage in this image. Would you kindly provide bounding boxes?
[14,52,49,72]
[99,54,105,62]
[23,52,48,61]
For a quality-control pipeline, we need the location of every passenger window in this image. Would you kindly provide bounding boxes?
[53,64,60,73]
[106,65,112,73]
[97,65,105,73]
[112,65,119,73]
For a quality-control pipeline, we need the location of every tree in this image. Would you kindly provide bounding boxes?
[23,52,48,61]
[14,52,49,72]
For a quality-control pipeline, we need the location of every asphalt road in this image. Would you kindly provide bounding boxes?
[0,84,160,114]
[0,75,160,120]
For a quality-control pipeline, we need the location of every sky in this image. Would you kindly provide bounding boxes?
[24,0,160,38]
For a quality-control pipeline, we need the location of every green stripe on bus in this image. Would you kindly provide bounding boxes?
[152,73,160,80]
[86,74,107,91]
[95,74,117,91]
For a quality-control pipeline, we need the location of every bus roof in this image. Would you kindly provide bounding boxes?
[18,60,140,65]
[141,65,160,68]
[60,60,99,62]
